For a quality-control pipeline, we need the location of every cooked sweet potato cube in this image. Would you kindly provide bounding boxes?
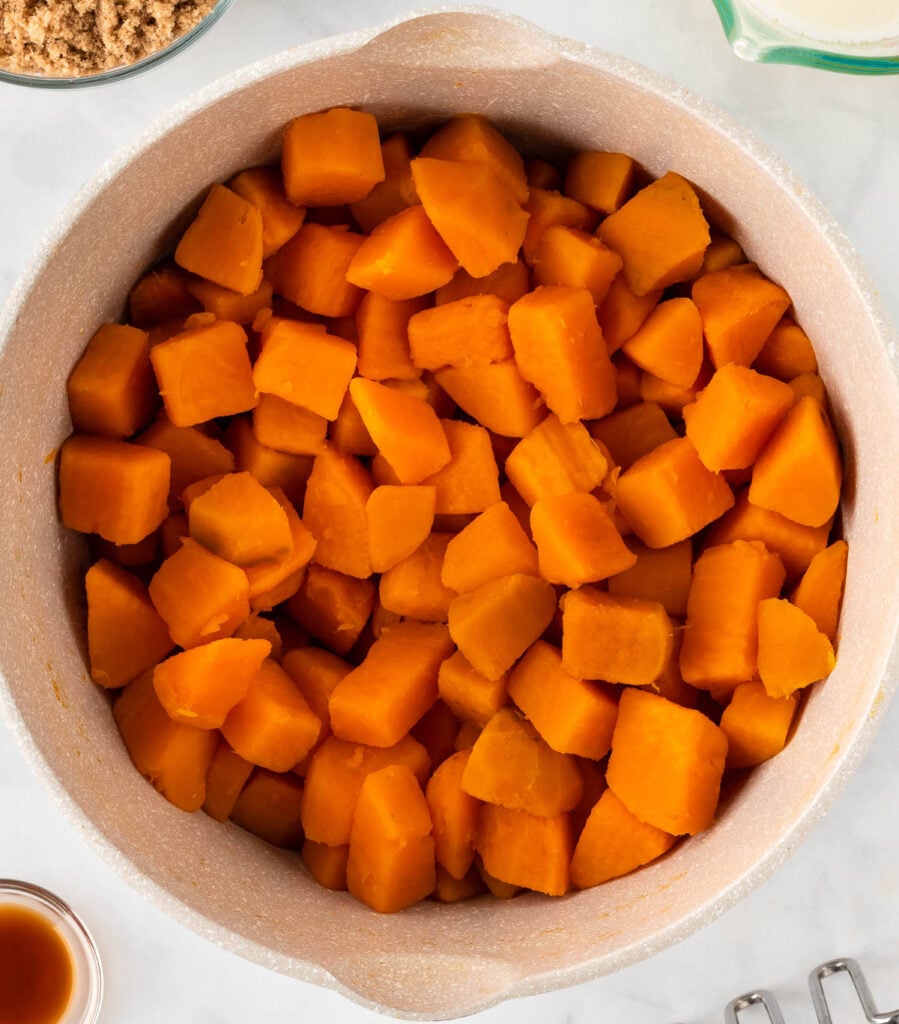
[461,707,583,816]
[355,291,426,382]
[302,445,373,578]
[606,688,727,835]
[598,274,663,353]
[790,540,848,643]
[329,621,454,747]
[620,297,704,390]
[435,259,530,306]
[531,491,636,588]
[448,573,557,681]
[301,734,430,846]
[437,650,509,728]
[347,764,436,913]
[426,750,481,881]
[560,587,674,686]
[505,413,608,507]
[410,157,528,277]
[476,803,572,897]
[692,265,792,368]
[152,637,271,729]
[507,641,619,760]
[67,322,157,439]
[508,286,617,423]
[366,484,436,573]
[137,413,235,506]
[227,165,305,258]
[570,788,675,889]
[720,680,797,769]
[614,437,734,548]
[282,107,385,207]
[148,537,249,650]
[85,559,174,688]
[301,839,349,891]
[522,187,595,265]
[221,658,321,772]
[59,434,170,545]
[441,501,538,595]
[230,768,305,848]
[564,150,635,215]
[150,319,257,427]
[188,471,293,567]
[757,598,836,698]
[684,364,795,471]
[202,739,254,822]
[174,183,264,296]
[419,420,500,515]
[349,377,451,485]
[749,396,842,528]
[379,533,457,622]
[348,132,415,234]
[346,204,458,300]
[113,669,218,813]
[679,540,786,690]
[286,563,375,656]
[607,539,693,618]
[752,317,818,380]
[408,293,513,371]
[532,226,622,305]
[252,394,328,457]
[435,359,546,438]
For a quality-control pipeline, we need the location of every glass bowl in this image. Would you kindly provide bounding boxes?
[712,0,899,73]
[0,0,237,89]
[0,879,103,1023]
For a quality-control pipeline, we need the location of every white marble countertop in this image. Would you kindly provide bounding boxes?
[1,1,898,1022]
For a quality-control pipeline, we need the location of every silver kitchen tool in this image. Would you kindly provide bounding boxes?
[726,958,899,1024]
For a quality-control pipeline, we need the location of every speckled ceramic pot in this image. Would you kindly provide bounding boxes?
[1,8,897,1019]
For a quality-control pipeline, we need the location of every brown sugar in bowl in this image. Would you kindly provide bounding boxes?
[0,8,898,1017]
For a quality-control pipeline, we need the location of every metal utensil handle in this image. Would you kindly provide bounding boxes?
[725,989,788,1024]
[809,958,899,1024]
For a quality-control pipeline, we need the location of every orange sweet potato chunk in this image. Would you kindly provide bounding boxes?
[441,501,538,595]
[253,317,357,421]
[301,733,430,846]
[607,688,728,835]
[620,297,704,390]
[435,359,546,439]
[420,419,500,515]
[426,749,482,881]
[150,318,257,427]
[188,471,293,566]
[531,491,636,588]
[752,317,818,380]
[265,222,365,317]
[476,803,572,897]
[684,364,795,471]
[507,640,619,760]
[227,165,305,259]
[243,487,317,606]
[410,157,528,278]
[532,226,623,305]
[128,265,200,327]
[607,538,693,618]
[59,434,170,545]
[408,294,513,371]
[679,540,786,690]
[694,266,792,370]
[67,322,157,439]
[136,413,235,507]
[560,587,674,686]
[347,763,436,913]
[790,540,848,643]
[148,537,250,650]
[286,563,375,655]
[85,559,174,688]
[355,291,426,382]
[349,377,451,485]
[221,658,322,771]
[461,707,583,816]
[596,172,710,296]
[379,533,458,622]
[302,445,373,578]
[301,839,349,891]
[346,204,458,300]
[202,738,254,822]
[757,598,836,699]
[508,286,617,423]
[749,396,842,528]
[113,669,218,813]
[230,768,305,848]
[448,573,557,681]
[174,184,264,296]
[570,788,675,889]
[366,484,436,573]
[564,150,635,215]
[437,650,509,728]
[152,637,271,729]
[720,680,797,770]
[252,393,328,456]
[349,132,415,234]
[613,437,734,548]
[329,621,454,747]
[436,259,530,307]
[282,107,385,207]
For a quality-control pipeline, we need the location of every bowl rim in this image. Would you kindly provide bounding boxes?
[1,5,898,1017]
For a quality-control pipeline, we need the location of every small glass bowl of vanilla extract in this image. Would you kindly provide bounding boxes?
[0,880,102,1024]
